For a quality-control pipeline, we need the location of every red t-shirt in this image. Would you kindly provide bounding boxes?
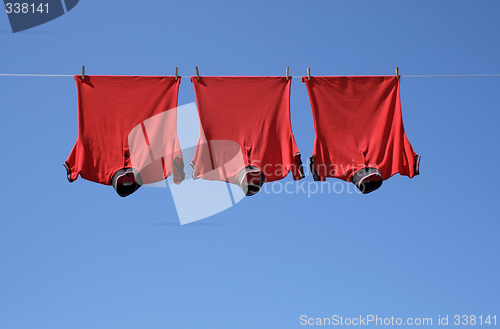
[190,76,304,185]
[64,75,184,187]
[303,76,420,182]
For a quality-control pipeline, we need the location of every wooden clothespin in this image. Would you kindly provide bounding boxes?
[396,67,400,80]
[82,66,85,80]
[175,67,178,81]
[286,67,289,80]
[196,67,200,80]
[307,67,311,80]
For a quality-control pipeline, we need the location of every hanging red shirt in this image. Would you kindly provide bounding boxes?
[190,76,304,195]
[303,76,420,193]
[64,75,184,196]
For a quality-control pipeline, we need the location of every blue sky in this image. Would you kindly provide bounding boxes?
[1,1,499,328]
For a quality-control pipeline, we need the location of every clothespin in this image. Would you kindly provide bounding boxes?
[396,67,400,79]
[82,66,85,80]
[196,67,200,80]
[175,67,178,81]
[286,67,289,80]
[307,67,311,80]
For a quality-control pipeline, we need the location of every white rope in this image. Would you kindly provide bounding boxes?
[401,74,500,78]
[1,73,500,78]
[0,74,74,77]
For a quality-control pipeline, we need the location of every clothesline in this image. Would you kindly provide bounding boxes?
[2,73,500,78]
[400,74,500,77]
